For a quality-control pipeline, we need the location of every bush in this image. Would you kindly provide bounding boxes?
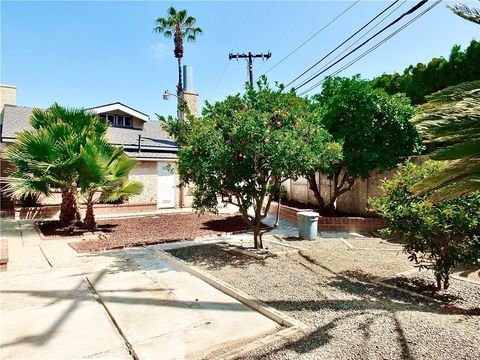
[370,160,480,290]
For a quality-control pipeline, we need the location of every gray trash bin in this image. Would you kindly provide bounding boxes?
[297,211,319,240]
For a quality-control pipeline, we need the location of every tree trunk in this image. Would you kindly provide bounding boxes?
[253,224,263,250]
[307,173,326,208]
[177,57,183,96]
[59,187,80,227]
[83,200,96,231]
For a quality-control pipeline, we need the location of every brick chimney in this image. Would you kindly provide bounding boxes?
[179,65,198,118]
[0,84,16,115]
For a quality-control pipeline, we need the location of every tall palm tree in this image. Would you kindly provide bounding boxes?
[3,103,108,227]
[410,80,480,201]
[154,7,202,95]
[78,140,143,230]
[448,1,480,24]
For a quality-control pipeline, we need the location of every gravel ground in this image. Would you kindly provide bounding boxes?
[168,236,480,360]
[42,213,262,252]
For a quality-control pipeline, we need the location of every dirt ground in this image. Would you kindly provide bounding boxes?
[38,214,260,252]
[168,235,480,360]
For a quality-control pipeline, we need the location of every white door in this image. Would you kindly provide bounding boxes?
[157,162,175,208]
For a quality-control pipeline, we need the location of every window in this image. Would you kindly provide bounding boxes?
[116,115,124,127]
[100,113,133,128]
[107,114,115,125]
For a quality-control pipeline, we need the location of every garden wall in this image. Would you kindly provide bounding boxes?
[268,201,387,233]
[282,168,396,216]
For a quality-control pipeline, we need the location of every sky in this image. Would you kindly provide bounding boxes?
[1,1,479,119]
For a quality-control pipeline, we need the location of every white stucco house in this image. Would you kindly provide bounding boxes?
[0,84,198,214]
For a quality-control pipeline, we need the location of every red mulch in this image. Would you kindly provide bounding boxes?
[37,213,265,253]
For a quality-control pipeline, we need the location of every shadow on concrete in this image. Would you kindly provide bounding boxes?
[1,266,251,350]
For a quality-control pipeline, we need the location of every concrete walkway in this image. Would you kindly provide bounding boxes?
[0,219,278,360]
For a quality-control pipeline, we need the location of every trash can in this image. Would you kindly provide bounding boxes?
[297,211,319,240]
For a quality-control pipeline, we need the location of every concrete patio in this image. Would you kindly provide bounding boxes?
[0,218,279,360]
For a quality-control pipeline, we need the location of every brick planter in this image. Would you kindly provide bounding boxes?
[15,203,157,220]
[268,201,387,233]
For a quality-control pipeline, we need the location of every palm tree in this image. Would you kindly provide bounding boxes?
[154,7,202,95]
[410,80,480,201]
[78,139,143,230]
[448,1,480,24]
[3,103,109,227]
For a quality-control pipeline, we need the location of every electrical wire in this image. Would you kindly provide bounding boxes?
[294,0,430,92]
[298,0,442,96]
[262,0,360,76]
[256,1,306,76]
[300,0,406,89]
[286,0,401,88]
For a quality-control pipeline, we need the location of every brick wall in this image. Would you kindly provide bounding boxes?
[268,201,387,233]
[14,203,157,220]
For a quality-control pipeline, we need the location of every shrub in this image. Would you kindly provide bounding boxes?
[370,160,480,290]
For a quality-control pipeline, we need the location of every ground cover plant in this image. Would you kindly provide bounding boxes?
[307,76,421,214]
[166,77,342,249]
[370,160,480,290]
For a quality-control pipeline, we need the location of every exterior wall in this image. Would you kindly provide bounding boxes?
[0,84,16,114]
[128,161,158,204]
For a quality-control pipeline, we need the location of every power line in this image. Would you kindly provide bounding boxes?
[301,0,406,88]
[257,1,306,76]
[293,0,430,92]
[262,0,360,76]
[208,61,230,98]
[298,0,442,96]
[285,0,399,87]
[286,0,401,89]
[208,2,253,99]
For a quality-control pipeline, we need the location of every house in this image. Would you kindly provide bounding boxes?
[0,84,198,215]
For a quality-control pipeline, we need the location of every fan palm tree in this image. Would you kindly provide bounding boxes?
[448,1,480,24]
[154,7,202,95]
[3,103,108,227]
[78,139,143,230]
[410,80,480,201]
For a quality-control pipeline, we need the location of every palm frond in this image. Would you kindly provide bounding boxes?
[411,80,480,201]
[448,2,480,24]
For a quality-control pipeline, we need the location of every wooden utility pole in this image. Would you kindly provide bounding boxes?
[229,52,271,85]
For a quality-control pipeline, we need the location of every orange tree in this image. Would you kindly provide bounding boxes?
[171,78,341,249]
[308,76,422,214]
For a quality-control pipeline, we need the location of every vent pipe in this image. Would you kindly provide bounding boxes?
[183,65,193,92]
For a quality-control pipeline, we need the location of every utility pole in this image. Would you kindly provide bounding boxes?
[229,51,271,85]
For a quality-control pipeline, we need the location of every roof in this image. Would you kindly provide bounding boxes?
[1,104,178,160]
[87,102,150,122]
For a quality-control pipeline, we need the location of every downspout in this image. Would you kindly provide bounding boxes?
[138,134,142,153]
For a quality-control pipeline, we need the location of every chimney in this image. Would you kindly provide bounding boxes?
[1,84,16,115]
[180,65,198,118]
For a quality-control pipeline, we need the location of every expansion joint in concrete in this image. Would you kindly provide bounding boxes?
[84,276,140,360]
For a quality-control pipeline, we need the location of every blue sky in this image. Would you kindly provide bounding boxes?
[1,1,479,118]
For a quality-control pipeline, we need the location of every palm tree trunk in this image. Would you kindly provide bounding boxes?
[177,57,183,95]
[83,199,96,231]
[59,187,79,227]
